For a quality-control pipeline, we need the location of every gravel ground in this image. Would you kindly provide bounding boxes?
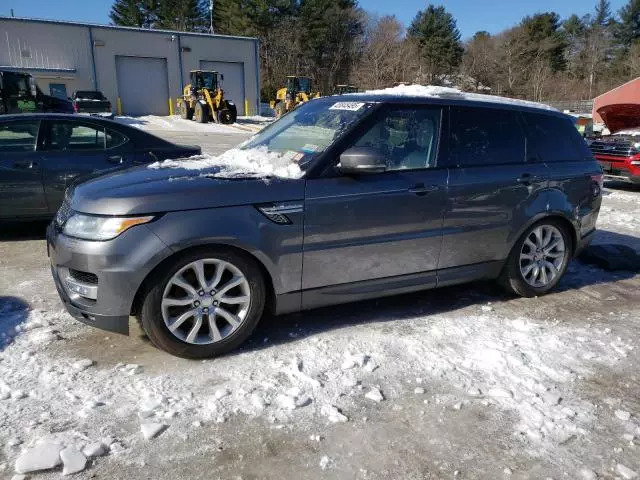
[0,121,638,480]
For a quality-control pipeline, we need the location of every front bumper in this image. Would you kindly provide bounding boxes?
[47,222,172,335]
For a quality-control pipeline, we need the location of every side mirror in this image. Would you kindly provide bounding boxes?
[220,74,224,81]
[338,147,387,175]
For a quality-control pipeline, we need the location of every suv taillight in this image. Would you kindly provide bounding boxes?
[72,102,78,112]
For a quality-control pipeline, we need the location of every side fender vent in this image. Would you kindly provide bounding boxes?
[256,203,303,225]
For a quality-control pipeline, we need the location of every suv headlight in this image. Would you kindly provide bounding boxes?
[63,213,155,240]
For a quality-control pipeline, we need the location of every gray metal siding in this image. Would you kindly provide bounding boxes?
[200,60,245,115]
[0,20,94,96]
[115,56,169,116]
[0,17,260,117]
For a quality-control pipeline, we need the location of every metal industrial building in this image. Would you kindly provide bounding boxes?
[0,16,260,116]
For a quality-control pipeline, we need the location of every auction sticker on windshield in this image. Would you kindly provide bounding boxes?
[329,102,365,111]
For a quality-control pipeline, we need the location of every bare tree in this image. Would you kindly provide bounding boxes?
[351,15,413,89]
[626,42,640,77]
[462,31,499,90]
[494,27,529,94]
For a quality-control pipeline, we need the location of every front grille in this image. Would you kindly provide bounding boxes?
[55,200,72,227]
[589,140,634,158]
[69,269,98,285]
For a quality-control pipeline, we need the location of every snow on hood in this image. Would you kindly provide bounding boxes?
[148,146,303,179]
[354,84,557,112]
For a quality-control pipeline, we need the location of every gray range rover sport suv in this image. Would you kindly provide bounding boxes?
[47,89,602,358]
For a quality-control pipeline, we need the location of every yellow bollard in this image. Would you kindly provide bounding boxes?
[168,98,174,116]
[245,99,249,117]
[117,97,122,116]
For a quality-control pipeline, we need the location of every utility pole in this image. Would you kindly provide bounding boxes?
[209,0,214,34]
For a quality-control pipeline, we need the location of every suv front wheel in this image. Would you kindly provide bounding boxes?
[500,220,571,297]
[139,248,266,358]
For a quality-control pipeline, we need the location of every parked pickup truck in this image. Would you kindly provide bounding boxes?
[72,90,114,118]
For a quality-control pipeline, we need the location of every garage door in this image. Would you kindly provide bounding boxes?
[116,56,169,116]
[200,61,245,115]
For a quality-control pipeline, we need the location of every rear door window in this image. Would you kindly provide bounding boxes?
[44,121,105,151]
[522,113,590,162]
[450,107,526,166]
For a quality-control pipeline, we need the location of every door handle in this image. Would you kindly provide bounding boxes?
[408,183,439,196]
[13,160,37,169]
[516,173,538,185]
[107,155,124,164]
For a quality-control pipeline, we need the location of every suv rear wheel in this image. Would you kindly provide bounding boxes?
[139,249,265,358]
[500,219,571,297]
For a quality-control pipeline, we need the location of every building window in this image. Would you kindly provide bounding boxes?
[49,83,68,100]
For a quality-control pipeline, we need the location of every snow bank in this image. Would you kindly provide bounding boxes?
[148,146,303,179]
[353,84,557,112]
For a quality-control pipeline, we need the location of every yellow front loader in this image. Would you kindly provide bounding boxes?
[269,76,321,118]
[178,70,237,124]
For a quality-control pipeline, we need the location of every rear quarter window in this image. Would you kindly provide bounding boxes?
[450,107,526,166]
[523,113,591,163]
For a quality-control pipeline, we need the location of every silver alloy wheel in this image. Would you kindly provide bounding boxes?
[161,259,251,345]
[519,224,566,288]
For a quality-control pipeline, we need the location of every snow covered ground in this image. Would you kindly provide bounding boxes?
[116,115,272,135]
[0,175,639,478]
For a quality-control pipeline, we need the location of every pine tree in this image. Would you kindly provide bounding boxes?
[156,0,207,32]
[519,12,567,72]
[594,0,612,27]
[616,0,640,48]
[298,0,363,91]
[110,0,158,28]
[213,0,253,35]
[407,5,463,79]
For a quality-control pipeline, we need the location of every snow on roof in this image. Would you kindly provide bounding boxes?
[148,146,303,179]
[353,84,558,112]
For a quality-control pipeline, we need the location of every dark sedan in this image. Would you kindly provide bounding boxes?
[0,113,201,220]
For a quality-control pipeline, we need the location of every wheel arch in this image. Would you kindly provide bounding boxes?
[131,243,277,319]
[508,212,578,258]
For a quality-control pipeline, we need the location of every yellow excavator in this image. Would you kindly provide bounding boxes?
[270,76,321,118]
[178,70,237,124]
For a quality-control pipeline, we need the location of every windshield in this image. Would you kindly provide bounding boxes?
[298,77,312,93]
[201,72,216,90]
[240,99,374,172]
[147,99,374,179]
[75,91,104,100]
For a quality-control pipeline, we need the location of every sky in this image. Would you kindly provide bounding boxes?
[0,0,630,39]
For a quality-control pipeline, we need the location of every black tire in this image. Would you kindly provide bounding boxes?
[139,248,266,359]
[219,103,237,124]
[180,100,194,120]
[499,219,572,297]
[275,102,286,118]
[194,102,208,123]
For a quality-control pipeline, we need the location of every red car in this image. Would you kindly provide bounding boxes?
[589,103,640,184]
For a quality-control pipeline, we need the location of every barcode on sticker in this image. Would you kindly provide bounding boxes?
[329,102,365,111]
